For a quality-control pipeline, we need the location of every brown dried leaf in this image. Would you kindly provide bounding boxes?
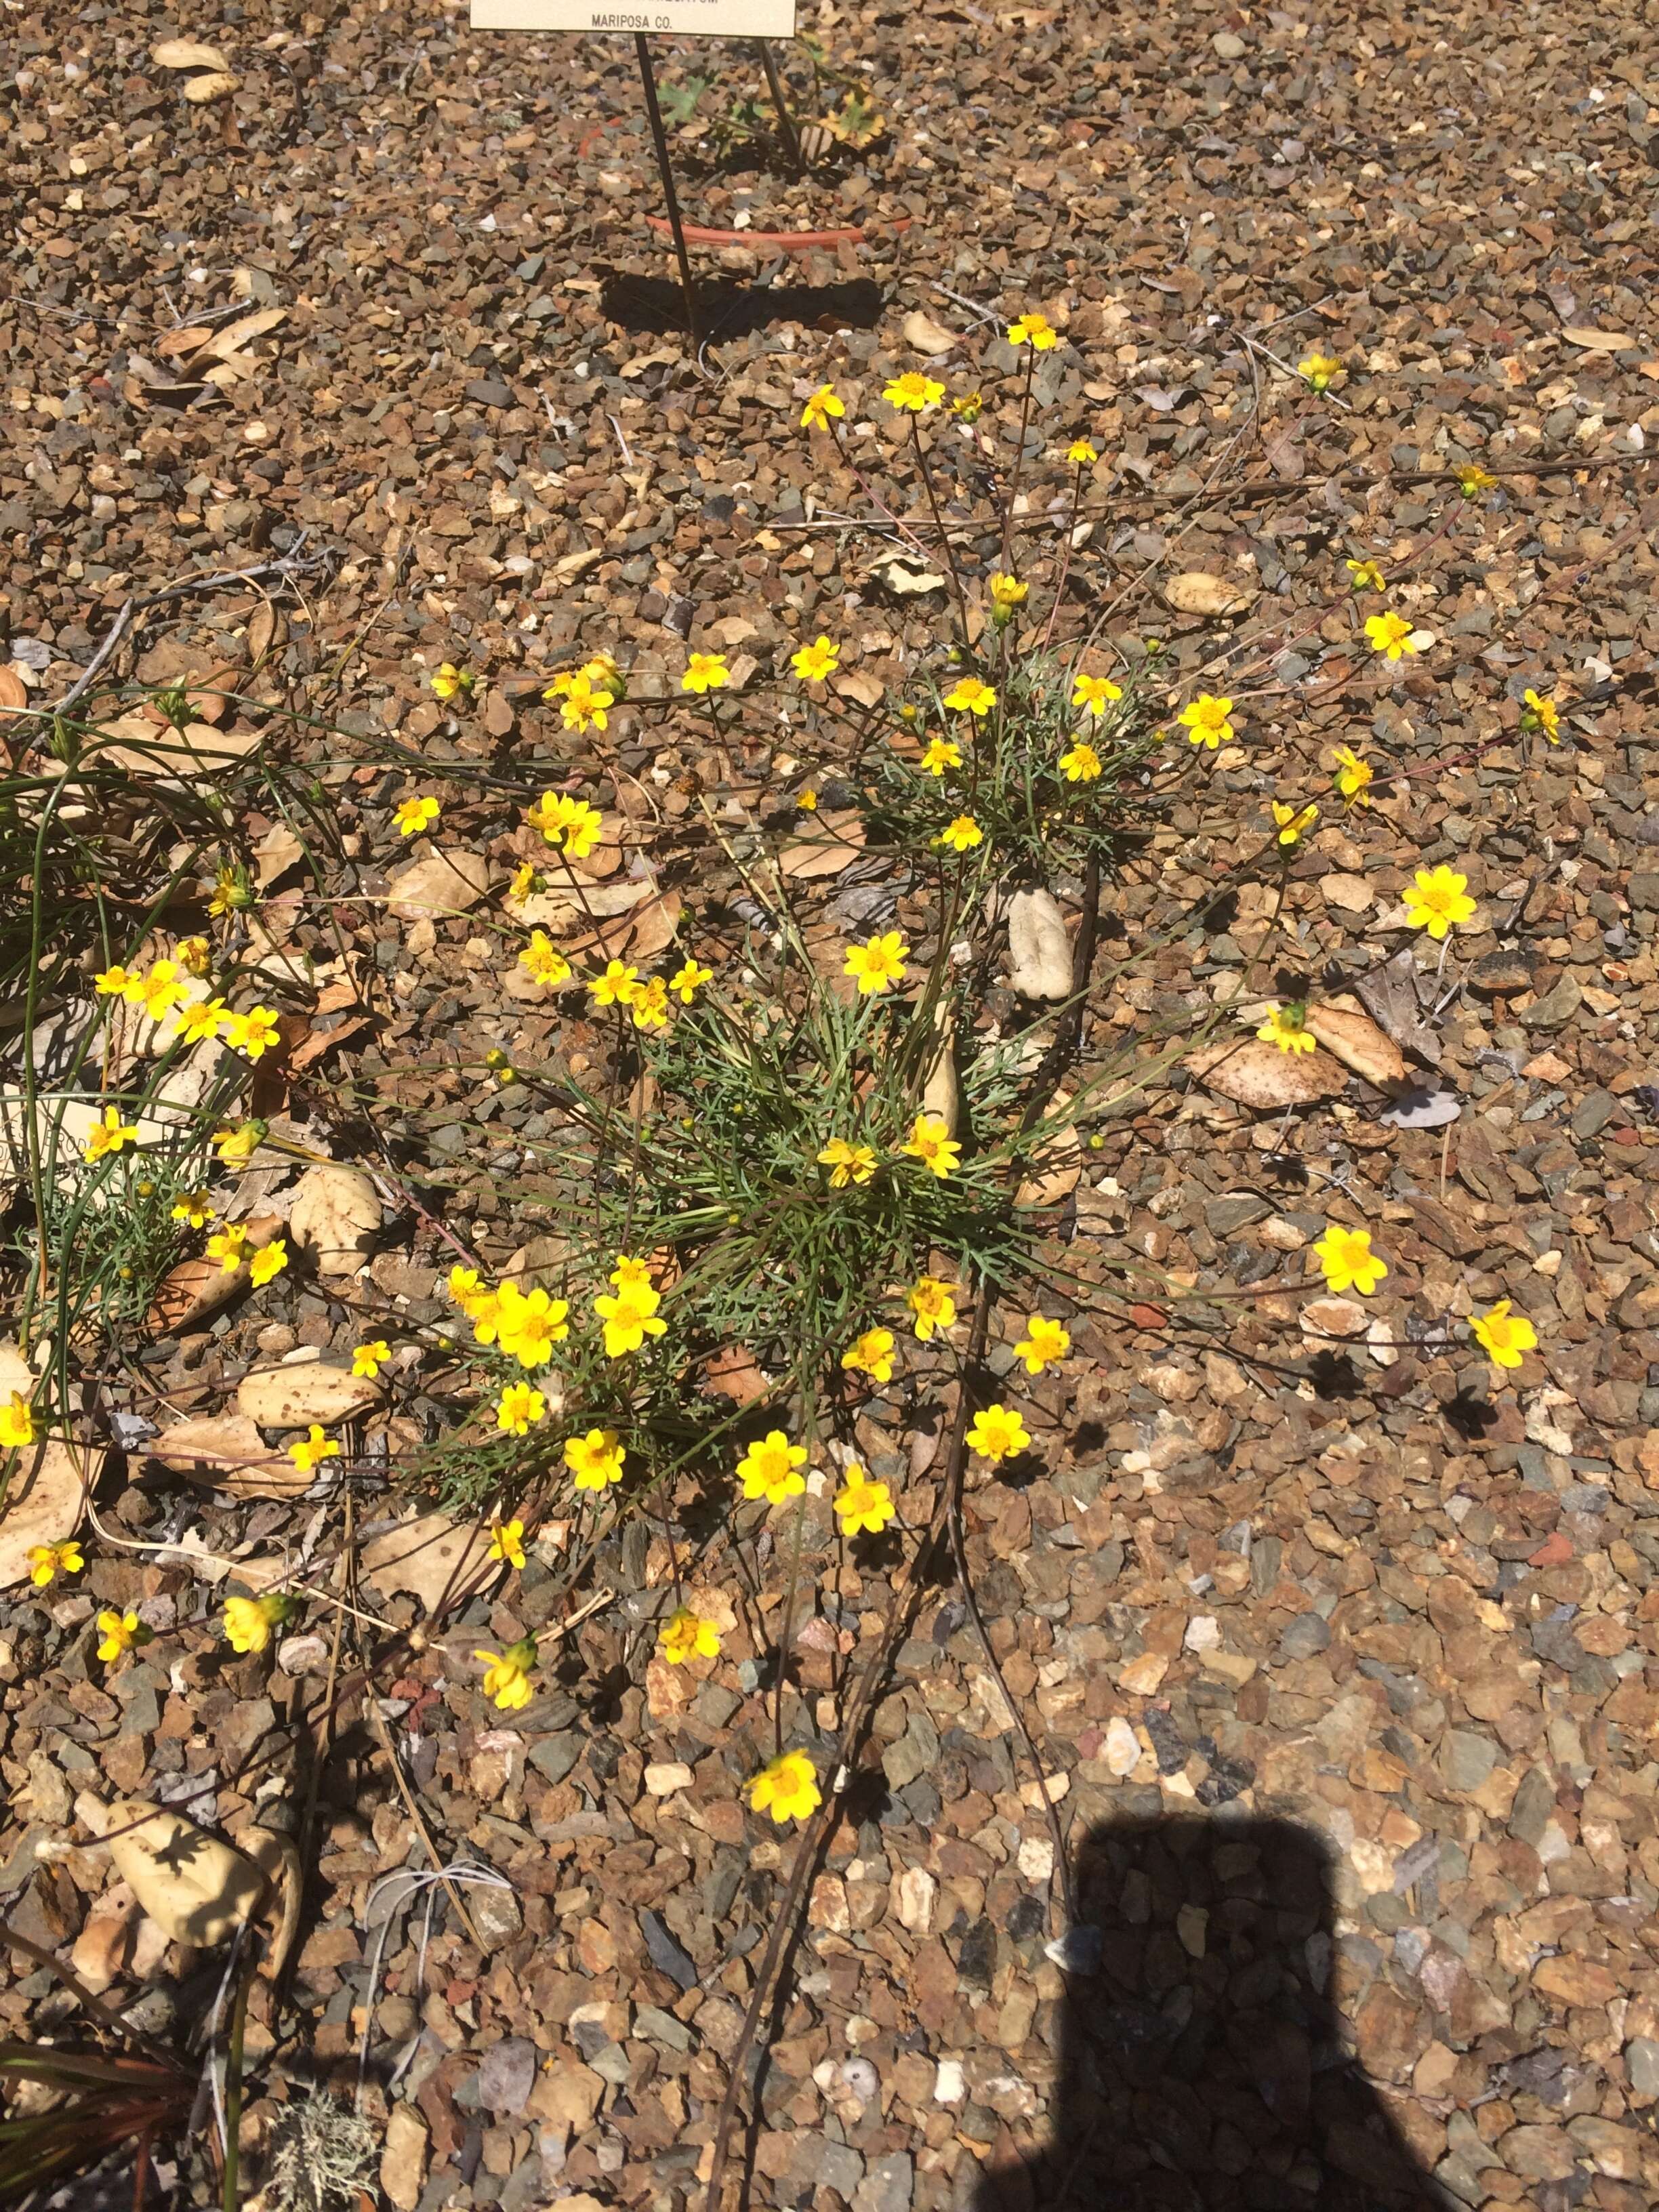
[779,810,866,880]
[386,847,492,920]
[287,1162,381,1276]
[145,1213,283,1333]
[237,1357,382,1429]
[254,820,304,888]
[0,667,28,714]
[151,1412,308,1498]
[105,1801,266,1946]
[1305,1001,1410,1088]
[1163,571,1256,617]
[182,70,239,102]
[0,1436,87,1589]
[901,309,960,356]
[361,1512,497,1617]
[151,37,233,69]
[705,1343,771,1404]
[1187,1036,1349,1109]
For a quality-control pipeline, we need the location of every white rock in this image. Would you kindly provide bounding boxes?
[1103,1716,1141,1776]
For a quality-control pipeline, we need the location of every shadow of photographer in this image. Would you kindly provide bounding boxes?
[974,1816,1443,2212]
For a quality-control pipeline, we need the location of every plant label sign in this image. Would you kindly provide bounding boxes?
[472,0,796,33]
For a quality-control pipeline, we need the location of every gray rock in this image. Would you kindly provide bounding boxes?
[642,1908,698,1989]
[1439,1729,1497,1793]
[528,1733,581,1786]
[854,2151,914,2212]
[1275,1613,1331,1662]
[805,2138,865,2199]
[1509,1765,1555,1848]
[1624,2037,1659,2098]
[636,2003,692,2052]
[1522,975,1582,1031]
[477,2036,537,2115]
[470,1884,523,1950]
[1626,871,1659,912]
[464,377,514,407]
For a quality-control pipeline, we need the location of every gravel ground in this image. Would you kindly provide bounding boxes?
[3,2,1659,2209]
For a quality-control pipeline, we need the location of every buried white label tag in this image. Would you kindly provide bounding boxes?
[472,0,797,33]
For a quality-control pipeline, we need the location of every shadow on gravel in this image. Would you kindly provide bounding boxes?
[976,1816,1440,2212]
[598,270,884,340]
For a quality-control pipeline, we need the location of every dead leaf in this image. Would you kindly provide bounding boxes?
[1563,326,1633,352]
[151,37,233,70]
[1007,887,1071,1000]
[483,686,515,739]
[871,554,947,596]
[197,308,285,363]
[1187,1036,1348,1109]
[1305,1002,1409,1087]
[704,1344,771,1405]
[779,810,867,880]
[287,1162,380,1277]
[104,1800,266,1948]
[831,670,884,710]
[623,888,683,961]
[182,70,239,102]
[361,1513,498,1617]
[254,821,304,889]
[0,1435,87,1589]
[150,1412,309,1497]
[386,847,492,920]
[96,715,262,777]
[1163,572,1256,617]
[1380,1086,1462,1129]
[0,667,27,714]
[236,1357,382,1429]
[922,1006,960,1135]
[246,604,281,662]
[236,1826,302,1979]
[1355,948,1442,1067]
[901,309,960,356]
[288,1012,372,1071]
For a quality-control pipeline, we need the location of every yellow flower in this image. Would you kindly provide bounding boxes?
[1345,558,1385,592]
[737,1429,808,1507]
[843,932,909,997]
[1313,1225,1387,1297]
[559,677,613,734]
[1008,311,1058,350]
[494,1284,571,1368]
[797,787,819,811]
[951,390,983,423]
[1060,741,1103,783]
[833,1467,895,1537]
[1271,800,1319,846]
[791,636,840,682]
[800,383,844,431]
[659,1606,721,1664]
[28,1539,83,1588]
[590,960,640,1009]
[431,663,476,701]
[508,861,541,903]
[1071,672,1122,716]
[594,1285,667,1359]
[966,1404,1030,1461]
[208,864,251,918]
[496,1384,547,1437]
[1013,1315,1070,1376]
[137,959,184,1022]
[942,676,995,716]
[920,735,962,777]
[488,1517,528,1569]
[901,1113,961,1180]
[1522,689,1561,743]
[177,935,211,977]
[288,1425,340,1475]
[393,795,441,838]
[1297,352,1342,391]
[448,1264,484,1307]
[207,1223,250,1273]
[249,1239,287,1288]
[1470,1300,1538,1371]
[226,1004,281,1062]
[1178,694,1235,749]
[841,1328,895,1385]
[94,964,136,998]
[96,1610,148,1664]
[746,1748,821,1825]
[170,996,229,1046]
[609,1254,654,1291]
[935,815,983,855]
[564,1428,626,1490]
[1456,463,1497,498]
[906,1275,957,1341]
[83,1105,140,1163]
[0,1393,35,1451]
[818,1137,878,1189]
[669,958,712,1003]
[988,573,1027,611]
[352,1340,390,1378]
[475,1640,537,1711]
[630,977,670,1031]
[1258,1004,1316,1056]
[527,792,605,860]
[213,1122,262,1169]
[520,932,573,989]
[223,1593,289,1656]
[681,652,730,695]
[1067,437,1099,465]
[1331,745,1374,806]
[1364,611,1416,661]
[884,371,944,413]
[1404,865,1477,941]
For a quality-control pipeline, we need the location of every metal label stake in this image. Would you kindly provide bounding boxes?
[634,33,700,343]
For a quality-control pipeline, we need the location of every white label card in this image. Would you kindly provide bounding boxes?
[472,0,798,33]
